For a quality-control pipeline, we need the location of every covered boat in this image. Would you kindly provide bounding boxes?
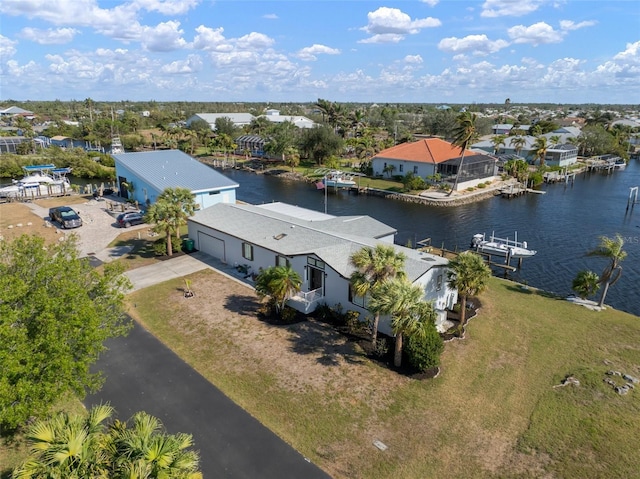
[470,232,537,258]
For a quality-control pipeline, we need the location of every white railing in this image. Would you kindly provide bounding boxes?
[291,287,324,312]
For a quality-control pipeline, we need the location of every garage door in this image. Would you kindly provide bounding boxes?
[197,231,225,262]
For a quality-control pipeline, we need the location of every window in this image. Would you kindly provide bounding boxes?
[307,257,325,270]
[348,284,366,308]
[413,166,418,174]
[276,255,289,267]
[399,164,404,173]
[208,190,220,196]
[242,242,253,261]
[437,274,443,291]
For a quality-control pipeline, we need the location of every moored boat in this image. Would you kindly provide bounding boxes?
[0,164,72,199]
[470,232,537,258]
[322,170,357,188]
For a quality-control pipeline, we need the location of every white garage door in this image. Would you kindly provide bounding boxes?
[198,231,225,262]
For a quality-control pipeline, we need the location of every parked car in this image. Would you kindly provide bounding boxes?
[49,206,82,229]
[116,211,145,228]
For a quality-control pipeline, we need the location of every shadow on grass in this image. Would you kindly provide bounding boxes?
[287,320,368,367]
[224,294,261,316]
[505,284,564,299]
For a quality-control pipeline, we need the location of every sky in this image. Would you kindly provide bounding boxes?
[0,0,639,104]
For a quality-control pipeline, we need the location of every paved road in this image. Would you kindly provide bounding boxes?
[86,321,331,478]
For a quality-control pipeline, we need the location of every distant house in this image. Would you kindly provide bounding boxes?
[187,202,458,334]
[234,135,266,157]
[260,109,315,129]
[49,136,75,149]
[0,106,34,118]
[492,124,531,135]
[112,150,238,209]
[371,138,498,190]
[185,113,255,130]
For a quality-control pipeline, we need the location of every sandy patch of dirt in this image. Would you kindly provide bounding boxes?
[0,203,61,244]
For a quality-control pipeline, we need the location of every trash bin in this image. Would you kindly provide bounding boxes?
[183,238,195,252]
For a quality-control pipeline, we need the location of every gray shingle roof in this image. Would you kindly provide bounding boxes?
[113,150,238,193]
[190,203,447,280]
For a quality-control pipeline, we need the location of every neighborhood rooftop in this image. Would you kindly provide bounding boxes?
[112,150,239,193]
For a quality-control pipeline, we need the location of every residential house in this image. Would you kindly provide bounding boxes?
[260,109,315,129]
[187,202,458,334]
[234,135,266,157]
[492,124,531,135]
[0,106,34,118]
[371,138,498,190]
[185,113,255,130]
[113,149,238,209]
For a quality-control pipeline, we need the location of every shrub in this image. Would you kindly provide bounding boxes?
[405,325,444,372]
[281,306,298,323]
[402,172,427,191]
[477,182,487,188]
[153,237,181,256]
[373,338,389,358]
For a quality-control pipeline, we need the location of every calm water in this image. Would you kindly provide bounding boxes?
[219,162,640,317]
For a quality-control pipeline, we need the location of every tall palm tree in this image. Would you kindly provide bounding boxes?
[549,135,561,147]
[449,111,479,195]
[158,187,197,246]
[587,234,627,307]
[255,265,302,316]
[532,136,549,166]
[145,199,176,256]
[509,136,527,158]
[349,244,407,343]
[368,278,434,368]
[446,251,491,329]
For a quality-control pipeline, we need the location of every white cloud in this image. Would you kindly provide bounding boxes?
[192,26,230,51]
[0,34,18,58]
[559,19,597,32]
[130,0,199,15]
[360,7,440,43]
[19,27,78,45]
[404,54,423,64]
[296,44,340,61]
[161,54,203,73]
[140,20,188,52]
[481,0,543,18]
[263,13,278,20]
[438,34,509,55]
[508,22,563,45]
[235,32,275,50]
[420,0,439,6]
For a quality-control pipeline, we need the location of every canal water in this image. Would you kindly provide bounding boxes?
[218,162,640,317]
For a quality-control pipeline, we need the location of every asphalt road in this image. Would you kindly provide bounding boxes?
[85,321,331,479]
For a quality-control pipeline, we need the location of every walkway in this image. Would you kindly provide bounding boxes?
[87,252,329,478]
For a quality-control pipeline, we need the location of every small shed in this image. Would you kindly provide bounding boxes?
[113,150,239,210]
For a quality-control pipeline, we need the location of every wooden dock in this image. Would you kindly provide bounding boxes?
[499,183,546,198]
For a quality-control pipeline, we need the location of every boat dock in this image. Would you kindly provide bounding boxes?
[543,170,576,184]
[499,183,546,198]
[585,155,621,174]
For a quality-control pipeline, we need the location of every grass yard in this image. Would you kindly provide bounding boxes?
[127,270,640,479]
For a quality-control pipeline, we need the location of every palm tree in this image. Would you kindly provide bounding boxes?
[349,244,407,343]
[532,136,549,166]
[490,134,507,155]
[587,234,627,307]
[449,111,479,195]
[509,136,527,158]
[368,278,435,368]
[13,404,114,479]
[255,265,302,316]
[549,135,561,147]
[109,411,202,479]
[158,187,197,246]
[145,199,177,256]
[572,270,600,300]
[446,251,491,329]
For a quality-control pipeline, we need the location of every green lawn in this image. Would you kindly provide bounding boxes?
[125,272,640,479]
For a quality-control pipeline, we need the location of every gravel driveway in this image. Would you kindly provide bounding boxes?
[26,196,148,261]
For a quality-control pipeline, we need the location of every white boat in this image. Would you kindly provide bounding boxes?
[0,164,72,199]
[322,171,357,188]
[614,158,626,169]
[470,232,537,258]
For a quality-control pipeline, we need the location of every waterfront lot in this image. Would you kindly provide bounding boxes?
[127,270,640,479]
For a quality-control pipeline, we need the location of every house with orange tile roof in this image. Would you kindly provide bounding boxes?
[371,138,498,191]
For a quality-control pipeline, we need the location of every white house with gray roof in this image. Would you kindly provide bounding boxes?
[113,150,238,209]
[187,202,458,334]
[186,113,255,130]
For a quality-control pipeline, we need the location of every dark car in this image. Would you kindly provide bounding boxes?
[49,206,82,229]
[116,211,145,228]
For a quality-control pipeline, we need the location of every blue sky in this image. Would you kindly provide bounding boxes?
[1,0,638,104]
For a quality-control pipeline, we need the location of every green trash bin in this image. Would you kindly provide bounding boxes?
[183,238,195,252]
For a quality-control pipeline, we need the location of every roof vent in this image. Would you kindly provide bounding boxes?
[273,233,287,240]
